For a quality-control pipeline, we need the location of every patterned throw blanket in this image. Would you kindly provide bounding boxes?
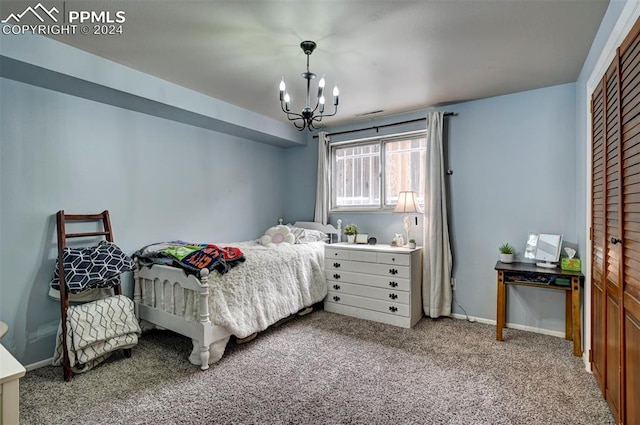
[53,295,141,372]
[50,241,134,294]
[134,241,245,275]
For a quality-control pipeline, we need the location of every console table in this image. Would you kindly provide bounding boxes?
[494,261,584,357]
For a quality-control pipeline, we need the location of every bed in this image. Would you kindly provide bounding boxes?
[132,221,340,369]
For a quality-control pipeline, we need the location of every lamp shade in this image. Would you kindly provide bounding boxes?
[393,191,423,214]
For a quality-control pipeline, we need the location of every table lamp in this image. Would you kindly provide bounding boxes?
[393,191,423,246]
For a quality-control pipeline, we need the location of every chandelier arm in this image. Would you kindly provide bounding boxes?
[311,99,321,114]
[316,106,339,119]
[280,103,305,121]
[280,102,294,115]
[310,101,338,120]
[288,117,305,124]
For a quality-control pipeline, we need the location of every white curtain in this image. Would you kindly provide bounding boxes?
[423,112,452,318]
[313,131,330,225]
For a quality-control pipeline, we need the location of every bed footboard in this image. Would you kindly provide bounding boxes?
[133,259,230,369]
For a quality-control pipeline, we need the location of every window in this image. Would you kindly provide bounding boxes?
[331,131,426,210]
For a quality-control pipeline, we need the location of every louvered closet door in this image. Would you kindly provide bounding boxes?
[591,17,640,425]
[591,78,606,392]
[619,19,640,425]
[604,58,622,418]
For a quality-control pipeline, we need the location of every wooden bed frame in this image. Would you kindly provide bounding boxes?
[132,220,341,370]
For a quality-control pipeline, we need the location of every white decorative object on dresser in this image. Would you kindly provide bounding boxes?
[324,243,423,328]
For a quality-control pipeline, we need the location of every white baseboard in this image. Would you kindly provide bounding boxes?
[25,357,53,372]
[450,313,494,326]
[450,313,565,338]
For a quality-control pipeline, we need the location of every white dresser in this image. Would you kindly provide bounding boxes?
[324,243,423,328]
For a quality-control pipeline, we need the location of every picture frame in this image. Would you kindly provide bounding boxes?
[355,234,369,244]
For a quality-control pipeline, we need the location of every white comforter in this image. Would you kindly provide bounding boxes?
[144,241,327,339]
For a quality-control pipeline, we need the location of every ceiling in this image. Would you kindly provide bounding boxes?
[39,0,609,127]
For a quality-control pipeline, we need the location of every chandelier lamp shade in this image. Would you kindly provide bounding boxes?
[279,40,339,131]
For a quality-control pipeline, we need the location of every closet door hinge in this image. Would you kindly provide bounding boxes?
[588,349,593,363]
[590,226,593,241]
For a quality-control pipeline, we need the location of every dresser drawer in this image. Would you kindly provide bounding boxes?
[328,281,410,304]
[348,250,378,263]
[326,291,409,317]
[377,252,410,266]
[325,270,411,292]
[325,248,350,260]
[325,259,410,279]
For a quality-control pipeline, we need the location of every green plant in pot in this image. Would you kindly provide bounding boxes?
[499,243,515,263]
[343,224,358,243]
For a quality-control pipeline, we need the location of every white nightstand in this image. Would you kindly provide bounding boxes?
[324,243,423,328]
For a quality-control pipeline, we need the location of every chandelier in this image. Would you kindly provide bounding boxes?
[279,41,339,131]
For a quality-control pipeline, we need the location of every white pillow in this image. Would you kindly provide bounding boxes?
[287,226,306,243]
[287,225,328,244]
[259,225,295,247]
[299,229,328,243]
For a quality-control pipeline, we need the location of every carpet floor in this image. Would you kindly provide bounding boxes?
[20,310,614,424]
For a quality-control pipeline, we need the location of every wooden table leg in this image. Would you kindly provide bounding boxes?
[565,290,573,340]
[496,270,506,341]
[571,277,582,357]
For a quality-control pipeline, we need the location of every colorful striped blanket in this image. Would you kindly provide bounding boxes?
[134,241,245,275]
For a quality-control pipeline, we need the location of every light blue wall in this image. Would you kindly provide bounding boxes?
[446,84,577,329]
[285,83,578,332]
[0,77,286,365]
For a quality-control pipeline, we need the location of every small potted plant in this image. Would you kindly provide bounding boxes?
[499,243,515,263]
[408,239,416,249]
[343,224,358,244]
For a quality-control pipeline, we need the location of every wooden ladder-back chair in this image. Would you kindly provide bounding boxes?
[55,210,132,381]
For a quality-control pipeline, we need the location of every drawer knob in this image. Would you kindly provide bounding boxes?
[333,295,340,302]
[333,262,341,268]
[392,258,396,261]
[389,293,398,300]
[389,281,398,288]
[389,306,398,313]
[389,268,398,275]
[333,284,341,290]
[333,273,341,280]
